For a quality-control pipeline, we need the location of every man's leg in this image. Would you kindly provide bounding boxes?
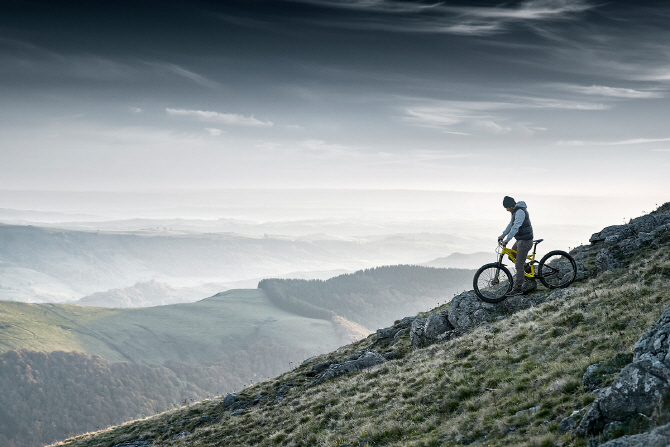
[513,239,533,292]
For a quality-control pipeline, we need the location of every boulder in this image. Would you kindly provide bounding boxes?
[377,316,417,344]
[222,393,237,408]
[410,310,456,349]
[310,350,385,386]
[590,225,634,244]
[576,307,670,436]
[595,248,624,274]
[447,282,543,334]
[633,307,670,364]
[599,421,670,447]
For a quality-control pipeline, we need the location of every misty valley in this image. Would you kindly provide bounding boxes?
[0,221,476,447]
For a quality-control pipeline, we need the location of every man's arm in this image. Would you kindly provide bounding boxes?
[504,209,525,242]
[500,220,513,240]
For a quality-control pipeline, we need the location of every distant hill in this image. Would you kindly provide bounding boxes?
[0,289,368,447]
[259,265,474,330]
[72,280,202,308]
[0,224,465,303]
[422,251,494,269]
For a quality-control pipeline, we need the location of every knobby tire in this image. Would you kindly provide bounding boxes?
[473,263,513,303]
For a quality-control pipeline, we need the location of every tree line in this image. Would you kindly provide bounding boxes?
[258,265,474,329]
[0,342,312,447]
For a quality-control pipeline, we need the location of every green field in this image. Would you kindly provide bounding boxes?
[0,289,352,365]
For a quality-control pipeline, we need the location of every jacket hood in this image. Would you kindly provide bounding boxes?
[514,201,527,210]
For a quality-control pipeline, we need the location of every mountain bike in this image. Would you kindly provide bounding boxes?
[473,239,577,303]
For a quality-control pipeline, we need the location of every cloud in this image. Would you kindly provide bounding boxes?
[146,62,219,88]
[130,107,143,113]
[557,84,664,99]
[166,108,273,127]
[558,137,670,146]
[282,0,593,35]
[205,128,224,136]
[402,96,607,134]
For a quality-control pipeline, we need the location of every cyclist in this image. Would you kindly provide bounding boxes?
[498,196,533,296]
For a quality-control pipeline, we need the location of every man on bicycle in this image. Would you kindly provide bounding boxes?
[498,196,533,296]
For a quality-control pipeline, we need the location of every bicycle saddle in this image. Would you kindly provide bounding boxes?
[533,239,544,243]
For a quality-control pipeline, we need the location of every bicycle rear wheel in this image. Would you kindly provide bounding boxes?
[473,263,513,303]
[538,250,577,289]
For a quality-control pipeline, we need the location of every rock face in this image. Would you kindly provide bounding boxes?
[588,214,670,275]
[599,421,670,447]
[410,310,455,349]
[576,307,670,436]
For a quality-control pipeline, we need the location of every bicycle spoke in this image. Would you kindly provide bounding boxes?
[539,252,576,288]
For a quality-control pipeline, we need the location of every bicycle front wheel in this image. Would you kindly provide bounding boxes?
[473,263,513,303]
[538,250,577,289]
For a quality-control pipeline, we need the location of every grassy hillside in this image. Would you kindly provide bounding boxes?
[50,208,670,447]
[0,289,356,364]
[1,289,371,447]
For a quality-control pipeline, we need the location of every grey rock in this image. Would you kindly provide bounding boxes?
[576,359,670,435]
[447,290,503,334]
[559,416,577,432]
[306,359,339,377]
[424,310,453,340]
[410,310,454,349]
[222,393,238,408]
[392,327,409,345]
[310,350,385,385]
[347,350,366,361]
[619,237,644,256]
[595,248,623,274]
[599,421,670,447]
[230,408,246,416]
[447,285,550,335]
[376,327,400,340]
[632,214,662,234]
[590,225,634,244]
[396,316,417,329]
[583,363,601,392]
[410,317,427,349]
[171,431,191,440]
[633,307,670,365]
[575,261,591,281]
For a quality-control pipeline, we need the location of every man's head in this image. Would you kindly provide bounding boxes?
[503,196,516,212]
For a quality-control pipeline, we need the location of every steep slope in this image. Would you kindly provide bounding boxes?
[50,204,670,447]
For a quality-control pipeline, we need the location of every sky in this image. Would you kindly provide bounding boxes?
[1,0,670,197]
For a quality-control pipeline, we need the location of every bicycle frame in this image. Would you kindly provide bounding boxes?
[496,243,539,278]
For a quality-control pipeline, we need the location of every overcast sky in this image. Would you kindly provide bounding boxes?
[1,0,670,197]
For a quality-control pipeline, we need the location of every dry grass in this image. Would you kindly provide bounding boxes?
[52,231,670,447]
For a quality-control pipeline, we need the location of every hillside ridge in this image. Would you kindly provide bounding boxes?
[50,202,670,447]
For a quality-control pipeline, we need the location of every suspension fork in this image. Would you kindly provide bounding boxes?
[494,251,504,282]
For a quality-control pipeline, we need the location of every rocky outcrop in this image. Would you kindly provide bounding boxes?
[576,307,670,436]
[308,350,386,386]
[599,422,670,447]
[375,316,416,344]
[410,310,456,349]
[589,214,670,275]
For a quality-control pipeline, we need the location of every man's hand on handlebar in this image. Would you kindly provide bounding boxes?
[498,237,507,247]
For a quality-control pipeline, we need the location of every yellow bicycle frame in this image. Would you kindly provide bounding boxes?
[500,246,536,278]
